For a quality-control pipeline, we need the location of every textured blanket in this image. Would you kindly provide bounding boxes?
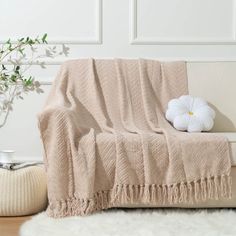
[38,59,232,218]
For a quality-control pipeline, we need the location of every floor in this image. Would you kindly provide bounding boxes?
[0,216,31,236]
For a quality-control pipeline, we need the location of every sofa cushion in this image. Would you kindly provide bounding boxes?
[230,143,236,166]
[95,132,236,166]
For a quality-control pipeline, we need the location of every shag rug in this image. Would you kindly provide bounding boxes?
[20,209,236,236]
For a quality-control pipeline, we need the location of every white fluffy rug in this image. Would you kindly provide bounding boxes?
[20,209,236,236]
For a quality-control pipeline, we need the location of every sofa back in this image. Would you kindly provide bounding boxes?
[187,62,236,132]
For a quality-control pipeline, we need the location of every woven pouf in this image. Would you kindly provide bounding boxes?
[0,166,47,216]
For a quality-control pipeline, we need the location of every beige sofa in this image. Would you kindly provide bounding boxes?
[125,62,236,208]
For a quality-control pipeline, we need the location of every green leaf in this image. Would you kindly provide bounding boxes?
[42,33,48,43]
[18,48,25,55]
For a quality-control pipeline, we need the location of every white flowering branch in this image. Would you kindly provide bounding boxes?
[0,34,69,128]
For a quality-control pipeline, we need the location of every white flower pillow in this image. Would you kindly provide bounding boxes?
[165,95,215,133]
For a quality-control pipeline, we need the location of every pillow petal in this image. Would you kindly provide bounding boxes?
[192,97,207,111]
[166,106,188,123]
[203,118,214,131]
[187,116,204,132]
[168,98,188,110]
[166,99,189,122]
[194,106,215,119]
[173,114,190,131]
[179,95,194,110]
[197,116,214,131]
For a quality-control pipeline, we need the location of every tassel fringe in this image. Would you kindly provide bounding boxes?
[47,174,232,218]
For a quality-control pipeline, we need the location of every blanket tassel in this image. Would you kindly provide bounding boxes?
[47,174,232,218]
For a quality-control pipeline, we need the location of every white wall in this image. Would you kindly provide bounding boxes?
[1,0,236,160]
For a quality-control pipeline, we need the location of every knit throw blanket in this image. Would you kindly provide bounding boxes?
[38,59,232,218]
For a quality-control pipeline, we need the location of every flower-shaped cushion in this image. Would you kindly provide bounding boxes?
[165,95,215,132]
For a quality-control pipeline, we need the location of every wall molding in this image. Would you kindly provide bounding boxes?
[0,0,103,45]
[130,0,236,45]
[3,57,236,66]
[3,57,236,68]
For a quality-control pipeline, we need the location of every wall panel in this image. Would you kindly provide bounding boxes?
[0,0,236,160]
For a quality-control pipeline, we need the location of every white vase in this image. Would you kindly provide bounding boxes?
[0,150,15,163]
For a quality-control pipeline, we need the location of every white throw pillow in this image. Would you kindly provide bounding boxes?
[165,95,215,132]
